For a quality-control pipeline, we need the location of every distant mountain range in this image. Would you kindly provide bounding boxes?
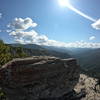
[10,44,71,59]
[10,43,100,78]
[71,48,100,78]
[43,46,100,78]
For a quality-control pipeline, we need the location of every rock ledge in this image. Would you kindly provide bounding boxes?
[0,56,80,100]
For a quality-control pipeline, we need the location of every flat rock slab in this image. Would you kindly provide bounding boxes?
[0,56,80,100]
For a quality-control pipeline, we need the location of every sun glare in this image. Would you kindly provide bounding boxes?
[58,0,70,7]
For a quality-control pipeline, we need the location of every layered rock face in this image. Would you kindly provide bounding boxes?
[0,56,80,100]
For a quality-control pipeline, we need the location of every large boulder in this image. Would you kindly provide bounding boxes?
[0,56,80,100]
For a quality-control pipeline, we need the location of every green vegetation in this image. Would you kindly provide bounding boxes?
[0,40,28,67]
[0,40,12,66]
[0,40,71,67]
[0,40,30,99]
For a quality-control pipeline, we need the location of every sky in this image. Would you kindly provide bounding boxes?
[0,0,100,48]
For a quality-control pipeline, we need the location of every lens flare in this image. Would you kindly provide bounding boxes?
[58,0,96,22]
[58,0,70,7]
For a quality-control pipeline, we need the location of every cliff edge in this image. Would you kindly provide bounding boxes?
[0,56,99,100]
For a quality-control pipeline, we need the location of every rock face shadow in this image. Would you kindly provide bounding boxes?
[0,56,80,100]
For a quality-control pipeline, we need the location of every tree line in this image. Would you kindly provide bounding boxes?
[0,40,28,67]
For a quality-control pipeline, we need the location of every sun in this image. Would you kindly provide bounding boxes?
[58,0,70,7]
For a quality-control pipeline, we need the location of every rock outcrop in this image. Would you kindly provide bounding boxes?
[0,56,99,100]
[74,74,100,100]
[0,56,80,100]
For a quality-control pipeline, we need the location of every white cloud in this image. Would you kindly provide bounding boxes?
[89,36,96,41]
[7,17,100,48]
[47,41,100,48]
[0,30,2,32]
[0,13,2,19]
[7,17,37,31]
[6,30,12,33]
[91,19,100,30]
[9,30,50,45]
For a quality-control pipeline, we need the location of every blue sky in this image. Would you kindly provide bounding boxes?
[0,0,100,48]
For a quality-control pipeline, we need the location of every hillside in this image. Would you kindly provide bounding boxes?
[43,46,100,78]
[37,46,100,78]
[9,43,71,59]
[72,48,100,78]
[10,44,100,78]
[0,41,71,66]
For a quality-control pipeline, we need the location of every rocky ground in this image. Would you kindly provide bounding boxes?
[0,56,99,100]
[74,74,100,100]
